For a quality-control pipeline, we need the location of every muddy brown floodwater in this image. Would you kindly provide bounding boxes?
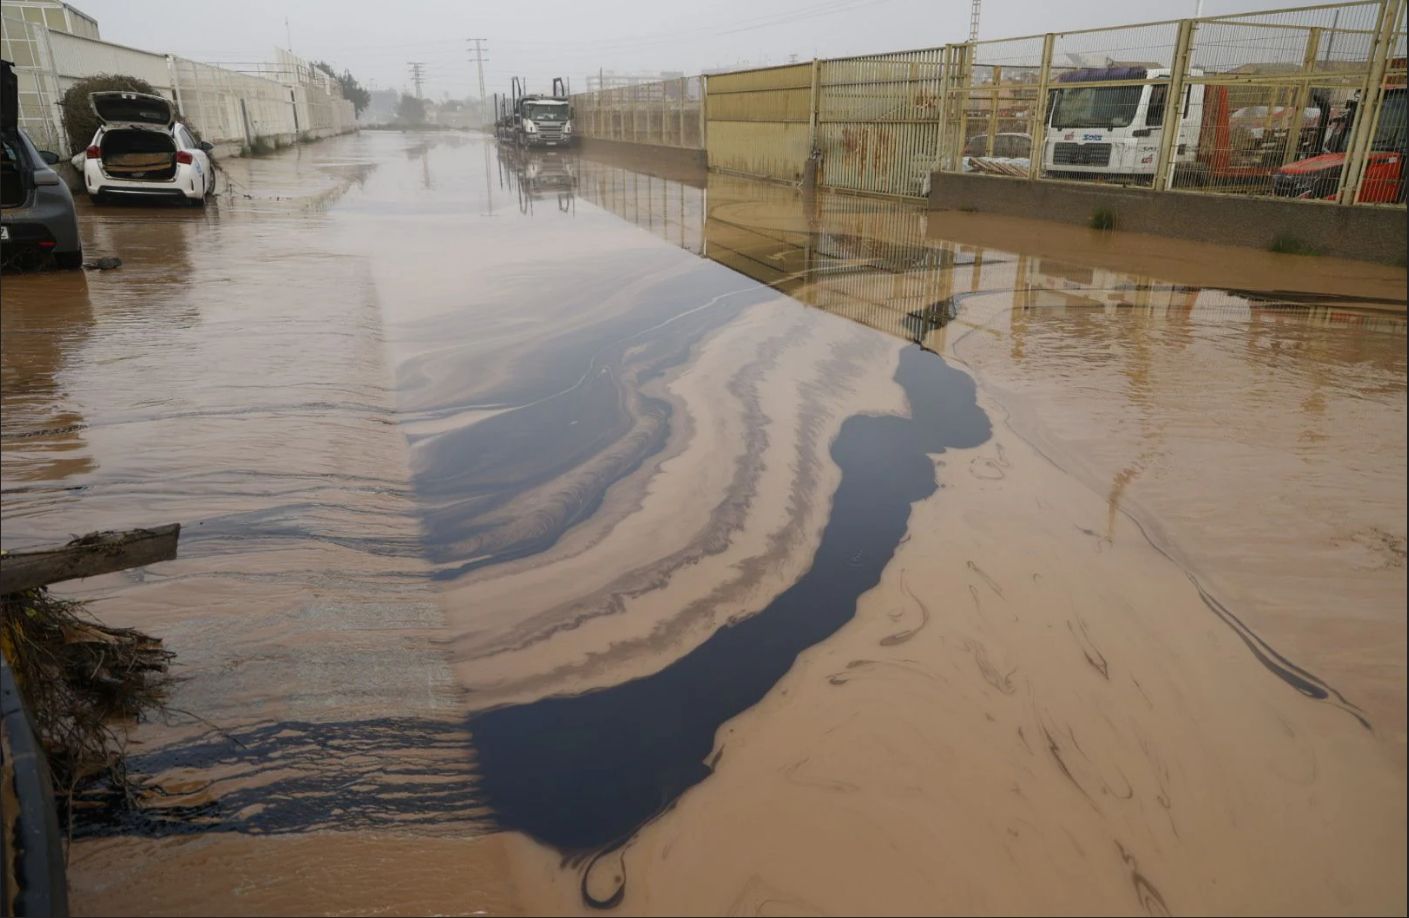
[1,132,1404,916]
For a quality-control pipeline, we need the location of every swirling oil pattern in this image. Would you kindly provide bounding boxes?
[70,718,487,837]
[466,346,989,888]
[409,260,765,578]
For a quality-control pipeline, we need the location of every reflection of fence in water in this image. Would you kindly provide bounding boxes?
[576,161,963,348]
[576,160,705,252]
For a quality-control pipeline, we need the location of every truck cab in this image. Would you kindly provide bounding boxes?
[515,97,574,148]
[1273,86,1407,204]
[1042,67,1204,183]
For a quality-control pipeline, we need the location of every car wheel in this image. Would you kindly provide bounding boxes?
[53,250,83,270]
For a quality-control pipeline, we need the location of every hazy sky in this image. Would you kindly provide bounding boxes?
[74,0,1288,99]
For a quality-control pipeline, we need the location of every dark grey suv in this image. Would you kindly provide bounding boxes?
[2,58,82,269]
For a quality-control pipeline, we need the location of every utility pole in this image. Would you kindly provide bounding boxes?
[468,38,488,127]
[408,62,426,99]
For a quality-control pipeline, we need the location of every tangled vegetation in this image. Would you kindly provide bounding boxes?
[0,585,173,820]
[58,73,159,156]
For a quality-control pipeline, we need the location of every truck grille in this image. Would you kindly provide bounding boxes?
[1052,142,1112,166]
[537,124,564,142]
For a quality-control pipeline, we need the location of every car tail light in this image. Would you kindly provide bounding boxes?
[86,145,100,159]
[175,150,194,165]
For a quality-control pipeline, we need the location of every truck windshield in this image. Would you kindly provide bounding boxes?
[525,103,568,120]
[1050,86,1143,129]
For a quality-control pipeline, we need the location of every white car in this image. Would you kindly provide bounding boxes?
[77,91,214,206]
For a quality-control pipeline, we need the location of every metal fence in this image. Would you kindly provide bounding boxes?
[571,76,705,149]
[566,0,1406,207]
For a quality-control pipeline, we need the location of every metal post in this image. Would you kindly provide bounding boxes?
[808,57,821,153]
[1152,17,1195,192]
[934,47,953,173]
[166,54,186,123]
[1336,0,1402,204]
[1028,33,1055,179]
[960,43,975,167]
[987,64,1001,156]
[1281,27,1321,168]
[700,76,709,151]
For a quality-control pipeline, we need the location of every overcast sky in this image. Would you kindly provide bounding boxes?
[74,0,1290,99]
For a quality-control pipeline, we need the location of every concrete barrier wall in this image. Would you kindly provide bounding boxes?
[928,171,1408,266]
[577,137,707,179]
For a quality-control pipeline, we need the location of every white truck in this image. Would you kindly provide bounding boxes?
[1041,66,1204,183]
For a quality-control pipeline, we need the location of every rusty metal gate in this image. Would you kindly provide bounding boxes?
[816,49,958,197]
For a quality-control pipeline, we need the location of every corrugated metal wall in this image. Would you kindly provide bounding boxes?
[705,63,814,182]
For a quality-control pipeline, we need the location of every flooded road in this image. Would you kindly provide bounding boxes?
[1,132,1404,915]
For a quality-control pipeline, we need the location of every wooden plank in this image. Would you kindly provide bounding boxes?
[0,524,181,596]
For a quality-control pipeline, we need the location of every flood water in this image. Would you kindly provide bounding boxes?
[1,132,1404,915]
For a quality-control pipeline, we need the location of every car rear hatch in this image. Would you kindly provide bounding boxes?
[90,93,179,182]
[89,91,175,129]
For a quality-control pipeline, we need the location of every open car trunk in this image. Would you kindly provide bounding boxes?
[101,129,176,181]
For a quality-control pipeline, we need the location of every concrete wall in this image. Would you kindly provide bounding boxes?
[928,171,1408,266]
[2,13,356,157]
[577,137,707,178]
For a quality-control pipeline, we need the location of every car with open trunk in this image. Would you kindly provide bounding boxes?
[78,91,215,205]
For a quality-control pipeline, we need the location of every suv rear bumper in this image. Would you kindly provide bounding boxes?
[0,219,59,248]
[94,185,190,200]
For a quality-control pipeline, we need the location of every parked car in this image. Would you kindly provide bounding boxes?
[962,132,1032,175]
[1,58,82,268]
[76,91,214,205]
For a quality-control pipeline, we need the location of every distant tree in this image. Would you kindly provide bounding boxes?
[314,60,371,117]
[396,94,427,125]
[59,73,160,155]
